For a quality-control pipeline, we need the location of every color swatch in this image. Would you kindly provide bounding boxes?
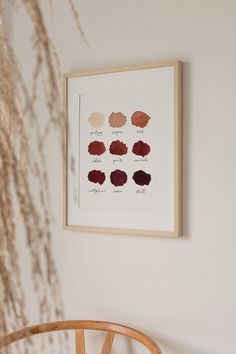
[88,170,106,184]
[131,111,150,128]
[88,141,106,155]
[88,112,105,128]
[132,140,150,157]
[109,140,128,155]
[110,170,128,186]
[132,170,151,186]
[109,112,127,128]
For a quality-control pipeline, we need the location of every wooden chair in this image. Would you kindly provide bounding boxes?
[0,320,162,354]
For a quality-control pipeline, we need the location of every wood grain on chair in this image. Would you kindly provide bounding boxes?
[0,320,162,354]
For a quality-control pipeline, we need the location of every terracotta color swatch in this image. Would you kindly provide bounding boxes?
[88,141,106,155]
[88,112,105,128]
[109,112,127,128]
[109,140,128,155]
[132,140,150,157]
[131,111,150,128]
[132,170,151,186]
[88,170,106,184]
[110,170,128,186]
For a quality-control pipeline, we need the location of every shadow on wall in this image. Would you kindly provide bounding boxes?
[182,61,192,239]
[110,330,210,354]
[152,334,209,354]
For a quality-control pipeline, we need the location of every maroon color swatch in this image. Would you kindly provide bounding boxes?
[110,170,128,186]
[88,170,106,184]
[109,140,128,155]
[132,140,151,157]
[132,170,151,186]
[88,141,106,155]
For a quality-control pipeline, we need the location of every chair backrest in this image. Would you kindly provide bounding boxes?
[0,320,162,354]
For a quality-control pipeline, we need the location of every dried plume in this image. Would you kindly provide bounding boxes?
[0,0,86,345]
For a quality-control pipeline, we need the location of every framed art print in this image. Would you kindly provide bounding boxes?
[64,61,182,237]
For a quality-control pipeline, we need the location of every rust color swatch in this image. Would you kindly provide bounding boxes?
[132,140,150,157]
[109,112,127,128]
[131,111,150,128]
[110,170,128,186]
[109,140,128,155]
[132,170,151,186]
[88,141,106,155]
[88,170,106,184]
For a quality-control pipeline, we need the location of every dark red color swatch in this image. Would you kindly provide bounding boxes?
[131,111,150,128]
[132,140,151,157]
[109,140,128,155]
[88,170,106,184]
[110,170,128,186]
[88,141,106,155]
[132,170,151,186]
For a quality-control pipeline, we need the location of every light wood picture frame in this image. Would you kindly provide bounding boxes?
[63,61,182,237]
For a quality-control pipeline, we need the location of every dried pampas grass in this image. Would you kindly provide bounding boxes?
[0,0,85,341]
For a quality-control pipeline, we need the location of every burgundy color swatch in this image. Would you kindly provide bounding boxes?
[110,170,128,186]
[109,140,128,155]
[88,170,106,184]
[131,111,150,128]
[132,170,151,186]
[132,140,151,157]
[88,141,106,155]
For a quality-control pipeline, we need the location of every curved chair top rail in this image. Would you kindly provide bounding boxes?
[0,320,162,354]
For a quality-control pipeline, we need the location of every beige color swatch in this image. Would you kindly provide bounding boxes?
[88,112,105,128]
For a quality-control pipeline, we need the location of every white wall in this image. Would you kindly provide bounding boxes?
[12,1,236,353]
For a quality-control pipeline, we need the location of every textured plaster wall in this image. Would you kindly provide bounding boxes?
[12,1,236,353]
